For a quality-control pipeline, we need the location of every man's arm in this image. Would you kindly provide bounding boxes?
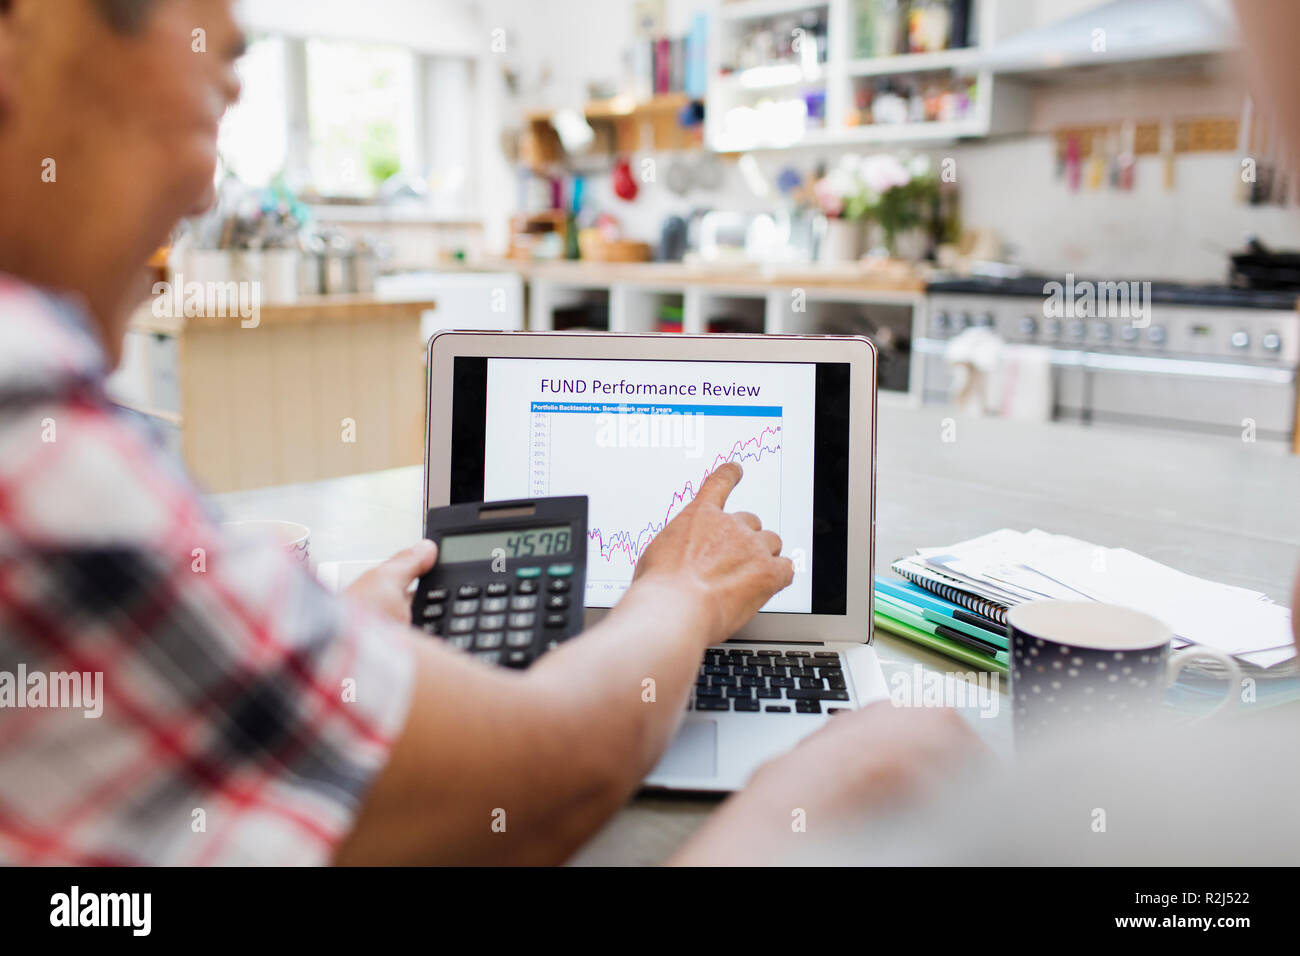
[333,462,794,865]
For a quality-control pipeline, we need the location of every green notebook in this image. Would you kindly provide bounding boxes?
[873,610,1009,673]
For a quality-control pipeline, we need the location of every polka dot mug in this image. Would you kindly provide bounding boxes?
[1008,601,1241,749]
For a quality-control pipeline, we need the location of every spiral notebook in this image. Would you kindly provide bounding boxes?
[890,555,1013,625]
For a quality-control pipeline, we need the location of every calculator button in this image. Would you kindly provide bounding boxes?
[474,651,501,665]
[421,622,441,635]
[482,597,508,613]
[544,612,567,629]
[514,579,539,595]
[516,567,542,579]
[506,630,534,648]
[504,650,530,668]
[547,578,571,593]
[474,631,504,649]
[426,587,449,602]
[447,635,473,650]
[457,584,482,599]
[477,614,506,631]
[546,594,570,610]
[447,617,475,634]
[509,594,538,611]
[486,582,510,597]
[422,604,445,619]
[508,612,536,629]
[452,599,479,616]
[547,564,574,577]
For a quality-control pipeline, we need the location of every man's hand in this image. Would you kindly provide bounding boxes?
[344,540,438,625]
[631,462,794,647]
[669,702,987,865]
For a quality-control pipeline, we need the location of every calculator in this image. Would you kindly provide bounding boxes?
[410,496,588,668]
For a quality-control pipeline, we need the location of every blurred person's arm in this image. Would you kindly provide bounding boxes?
[1235,1,1300,168]
[667,703,986,866]
[1234,0,1300,647]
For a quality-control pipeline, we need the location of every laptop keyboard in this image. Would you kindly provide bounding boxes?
[691,648,850,715]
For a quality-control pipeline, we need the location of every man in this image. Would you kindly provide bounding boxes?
[0,0,978,866]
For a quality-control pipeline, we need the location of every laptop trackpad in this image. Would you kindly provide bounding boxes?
[650,718,717,779]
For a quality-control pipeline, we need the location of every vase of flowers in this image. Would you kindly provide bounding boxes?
[858,153,937,260]
[812,156,869,264]
[814,152,938,263]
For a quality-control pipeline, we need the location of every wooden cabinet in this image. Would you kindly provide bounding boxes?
[114,297,434,492]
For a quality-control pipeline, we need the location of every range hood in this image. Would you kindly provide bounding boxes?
[983,0,1235,74]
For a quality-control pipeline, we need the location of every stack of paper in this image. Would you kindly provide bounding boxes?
[891,530,1297,673]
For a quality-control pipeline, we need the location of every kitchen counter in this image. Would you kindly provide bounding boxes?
[128,295,437,334]
[450,259,926,339]
[479,258,928,294]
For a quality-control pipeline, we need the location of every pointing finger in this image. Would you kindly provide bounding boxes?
[693,461,743,510]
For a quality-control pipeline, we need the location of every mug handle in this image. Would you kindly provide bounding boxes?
[1167,646,1242,720]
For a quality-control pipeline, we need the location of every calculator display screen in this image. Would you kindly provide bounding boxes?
[439,525,572,563]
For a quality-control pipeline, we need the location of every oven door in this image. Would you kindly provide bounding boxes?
[1069,353,1296,440]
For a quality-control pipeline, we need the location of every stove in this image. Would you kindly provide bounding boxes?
[927,275,1300,311]
[917,275,1299,442]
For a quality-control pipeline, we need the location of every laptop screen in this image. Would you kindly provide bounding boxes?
[448,356,851,615]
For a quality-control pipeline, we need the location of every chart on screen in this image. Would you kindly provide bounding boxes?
[483,358,816,612]
[529,401,785,599]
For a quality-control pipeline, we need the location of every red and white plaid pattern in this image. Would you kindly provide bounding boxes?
[0,278,414,864]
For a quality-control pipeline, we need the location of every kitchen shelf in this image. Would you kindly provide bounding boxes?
[846,48,980,77]
[712,117,987,151]
[521,93,702,170]
[719,0,829,22]
[716,64,827,91]
[830,117,988,143]
[707,0,1028,152]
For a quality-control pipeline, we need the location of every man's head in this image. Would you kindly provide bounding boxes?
[0,0,244,363]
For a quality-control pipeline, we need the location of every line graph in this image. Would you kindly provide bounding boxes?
[587,424,783,566]
[528,401,784,605]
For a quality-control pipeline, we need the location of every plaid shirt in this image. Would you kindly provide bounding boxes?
[0,277,414,865]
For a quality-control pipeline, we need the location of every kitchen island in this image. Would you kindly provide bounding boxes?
[113,296,436,492]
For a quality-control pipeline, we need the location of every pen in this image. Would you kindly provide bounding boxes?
[953,607,1008,637]
[922,608,1009,650]
[934,623,1006,660]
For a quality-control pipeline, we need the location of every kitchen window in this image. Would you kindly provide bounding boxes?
[304,38,419,198]
[217,34,289,188]
[215,34,477,209]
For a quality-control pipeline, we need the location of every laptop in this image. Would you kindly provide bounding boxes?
[425,331,887,792]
